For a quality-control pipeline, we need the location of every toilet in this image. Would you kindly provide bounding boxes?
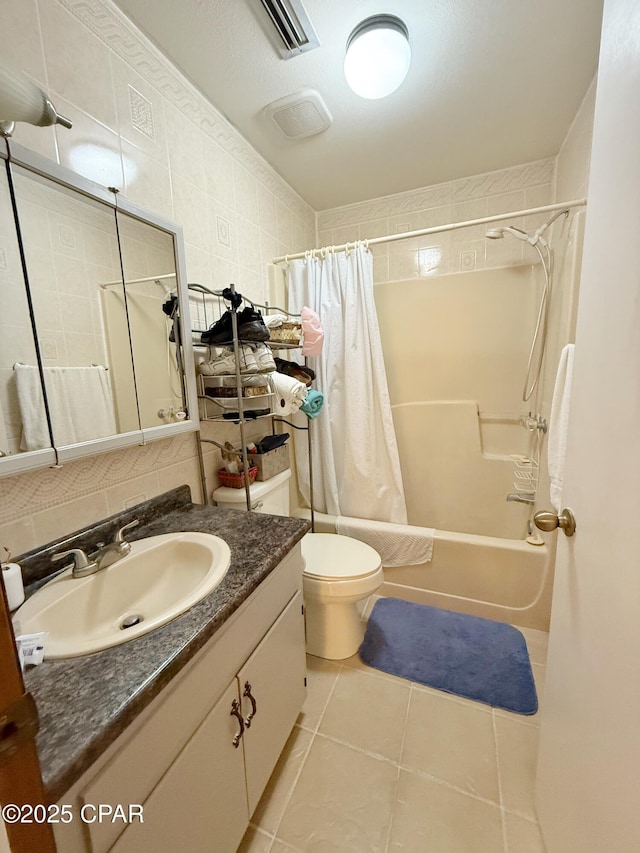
[212,469,383,660]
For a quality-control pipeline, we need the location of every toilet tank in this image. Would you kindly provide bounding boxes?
[212,468,291,516]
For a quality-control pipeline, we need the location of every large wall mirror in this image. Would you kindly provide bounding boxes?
[0,141,198,476]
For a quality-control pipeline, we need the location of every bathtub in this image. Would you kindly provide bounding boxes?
[294,509,553,631]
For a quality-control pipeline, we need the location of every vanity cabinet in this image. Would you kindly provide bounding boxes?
[52,545,306,853]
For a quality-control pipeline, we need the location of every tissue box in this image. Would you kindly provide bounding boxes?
[250,444,290,481]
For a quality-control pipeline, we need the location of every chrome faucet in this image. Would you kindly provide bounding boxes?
[506,492,535,505]
[52,520,140,578]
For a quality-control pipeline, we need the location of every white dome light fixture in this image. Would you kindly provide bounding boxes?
[344,15,411,100]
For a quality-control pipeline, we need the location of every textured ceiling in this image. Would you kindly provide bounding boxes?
[112,0,604,210]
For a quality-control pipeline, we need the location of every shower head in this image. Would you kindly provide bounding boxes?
[485,225,547,248]
[485,225,530,242]
[485,228,504,240]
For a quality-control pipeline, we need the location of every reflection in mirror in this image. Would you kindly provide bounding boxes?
[9,164,140,447]
[0,164,53,456]
[114,211,185,430]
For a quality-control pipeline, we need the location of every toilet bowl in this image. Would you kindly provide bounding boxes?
[301,532,382,659]
[212,469,383,660]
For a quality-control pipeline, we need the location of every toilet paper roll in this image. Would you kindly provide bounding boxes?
[1,562,25,611]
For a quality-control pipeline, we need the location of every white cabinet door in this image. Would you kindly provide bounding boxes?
[110,679,249,853]
[239,590,306,814]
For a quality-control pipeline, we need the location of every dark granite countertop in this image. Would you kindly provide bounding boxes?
[19,487,309,802]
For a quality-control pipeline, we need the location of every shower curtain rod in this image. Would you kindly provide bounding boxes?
[272,198,587,264]
[100,272,176,289]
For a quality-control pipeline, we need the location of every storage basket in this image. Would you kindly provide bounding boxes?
[249,444,290,481]
[217,466,258,488]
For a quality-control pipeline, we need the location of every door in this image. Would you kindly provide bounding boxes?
[0,586,55,852]
[535,0,640,850]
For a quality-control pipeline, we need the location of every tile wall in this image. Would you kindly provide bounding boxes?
[0,0,315,556]
[0,0,597,561]
[317,159,557,282]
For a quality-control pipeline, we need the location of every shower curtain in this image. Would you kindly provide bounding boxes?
[287,244,407,523]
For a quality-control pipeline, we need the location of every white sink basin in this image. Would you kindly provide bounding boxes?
[13,532,231,659]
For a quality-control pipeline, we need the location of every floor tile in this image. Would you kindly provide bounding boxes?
[271,841,302,853]
[495,716,540,819]
[296,656,341,731]
[504,814,547,852]
[340,651,411,687]
[237,825,273,852]
[388,768,505,852]
[402,687,500,804]
[318,667,410,762]
[276,735,398,852]
[251,726,314,835]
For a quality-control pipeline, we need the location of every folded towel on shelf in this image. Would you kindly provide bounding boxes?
[300,388,324,419]
[548,343,575,512]
[301,306,324,356]
[336,515,435,567]
[264,314,288,328]
[270,371,307,416]
[15,364,116,450]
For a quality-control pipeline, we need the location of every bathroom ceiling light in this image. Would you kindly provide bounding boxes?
[344,15,411,100]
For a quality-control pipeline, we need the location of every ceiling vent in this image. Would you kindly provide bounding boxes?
[264,90,332,140]
[253,0,320,59]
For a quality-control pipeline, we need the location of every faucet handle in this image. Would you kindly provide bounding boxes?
[114,519,139,543]
[52,548,98,578]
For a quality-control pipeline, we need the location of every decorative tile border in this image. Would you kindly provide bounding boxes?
[57,0,315,225]
[318,159,555,230]
[0,433,198,524]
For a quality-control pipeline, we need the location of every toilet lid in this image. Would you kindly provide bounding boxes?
[301,533,382,580]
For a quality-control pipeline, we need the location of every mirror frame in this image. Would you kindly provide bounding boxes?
[0,140,199,476]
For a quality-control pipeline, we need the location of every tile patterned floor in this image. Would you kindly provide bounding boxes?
[238,620,548,853]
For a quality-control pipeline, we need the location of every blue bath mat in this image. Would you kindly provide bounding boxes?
[359,598,538,714]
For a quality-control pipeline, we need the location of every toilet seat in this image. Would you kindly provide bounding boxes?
[301,533,381,581]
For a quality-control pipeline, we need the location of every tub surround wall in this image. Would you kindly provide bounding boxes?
[376,266,538,538]
[0,0,315,556]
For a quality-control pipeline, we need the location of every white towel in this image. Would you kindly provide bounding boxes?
[15,364,116,450]
[336,515,435,567]
[270,371,307,416]
[14,365,51,450]
[548,343,575,512]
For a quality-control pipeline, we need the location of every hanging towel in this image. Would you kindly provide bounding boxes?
[270,371,307,416]
[548,343,575,512]
[16,364,116,450]
[336,515,435,567]
[14,365,51,450]
[301,305,324,356]
[300,388,324,419]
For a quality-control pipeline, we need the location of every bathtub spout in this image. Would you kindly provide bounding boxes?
[506,492,535,504]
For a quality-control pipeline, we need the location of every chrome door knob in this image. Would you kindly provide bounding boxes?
[534,508,577,537]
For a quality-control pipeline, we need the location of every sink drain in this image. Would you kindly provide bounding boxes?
[120,614,144,630]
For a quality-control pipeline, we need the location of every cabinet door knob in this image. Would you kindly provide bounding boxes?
[230,698,244,748]
[243,682,258,728]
